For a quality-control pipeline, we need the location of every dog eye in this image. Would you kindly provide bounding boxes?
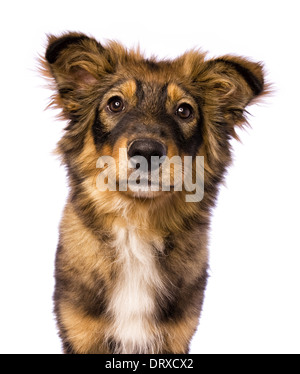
[176,103,193,119]
[107,96,125,113]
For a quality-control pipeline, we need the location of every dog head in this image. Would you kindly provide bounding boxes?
[43,32,265,205]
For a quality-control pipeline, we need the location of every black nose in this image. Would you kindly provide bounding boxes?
[128,138,167,165]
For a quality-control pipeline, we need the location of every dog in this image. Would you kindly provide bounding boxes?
[42,32,266,353]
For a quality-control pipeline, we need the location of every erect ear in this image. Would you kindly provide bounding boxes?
[209,55,264,97]
[198,55,266,129]
[43,32,114,117]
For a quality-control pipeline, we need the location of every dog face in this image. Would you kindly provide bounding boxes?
[43,32,265,203]
[92,77,204,198]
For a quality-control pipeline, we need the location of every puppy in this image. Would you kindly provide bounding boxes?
[42,32,266,353]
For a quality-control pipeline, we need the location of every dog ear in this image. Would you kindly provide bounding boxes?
[43,32,114,117]
[199,55,265,129]
[207,55,264,98]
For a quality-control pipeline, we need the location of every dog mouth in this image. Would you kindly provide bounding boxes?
[95,138,186,199]
[117,174,176,199]
[96,149,204,203]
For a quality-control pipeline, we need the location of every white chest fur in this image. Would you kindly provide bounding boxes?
[107,225,164,353]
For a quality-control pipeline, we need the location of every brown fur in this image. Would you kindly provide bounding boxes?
[42,32,267,353]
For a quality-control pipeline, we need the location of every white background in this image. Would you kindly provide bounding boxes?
[1,0,299,354]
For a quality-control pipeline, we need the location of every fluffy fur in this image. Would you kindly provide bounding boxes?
[42,32,267,353]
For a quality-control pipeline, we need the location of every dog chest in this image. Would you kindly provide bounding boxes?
[107,225,164,353]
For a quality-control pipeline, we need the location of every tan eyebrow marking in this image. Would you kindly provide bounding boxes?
[120,79,137,99]
[167,83,187,103]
